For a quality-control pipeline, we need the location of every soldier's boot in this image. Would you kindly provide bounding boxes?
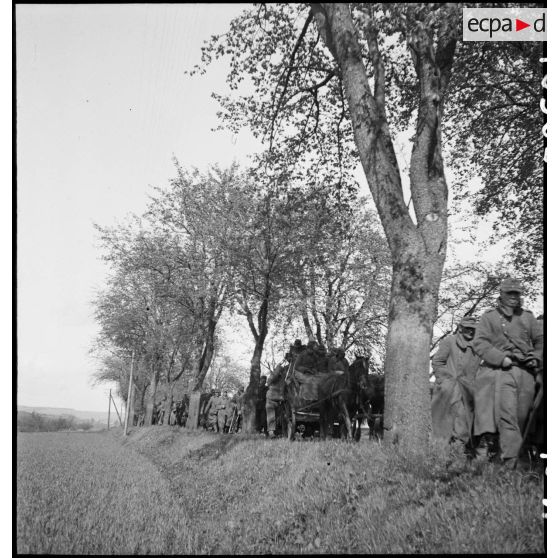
[486,434,500,461]
[475,445,488,462]
[475,434,495,463]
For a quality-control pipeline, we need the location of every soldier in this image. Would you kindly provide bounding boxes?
[223,394,235,433]
[293,340,318,375]
[216,391,230,433]
[256,376,268,434]
[207,390,220,432]
[233,386,245,432]
[525,314,545,457]
[152,401,161,425]
[473,277,543,468]
[231,386,243,408]
[169,402,178,426]
[290,339,305,358]
[430,316,480,449]
[157,396,167,425]
[328,347,349,374]
[266,353,291,438]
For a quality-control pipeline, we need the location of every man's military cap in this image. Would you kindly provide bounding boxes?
[459,316,477,328]
[499,277,523,293]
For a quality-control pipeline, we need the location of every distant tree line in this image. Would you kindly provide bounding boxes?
[17,411,98,433]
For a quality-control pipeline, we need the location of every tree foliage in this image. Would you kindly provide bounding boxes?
[193,3,543,268]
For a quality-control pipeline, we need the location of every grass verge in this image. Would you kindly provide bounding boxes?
[17,427,545,554]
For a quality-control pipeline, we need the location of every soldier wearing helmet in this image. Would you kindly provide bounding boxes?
[328,347,349,375]
[431,316,480,450]
[265,352,291,438]
[472,277,543,468]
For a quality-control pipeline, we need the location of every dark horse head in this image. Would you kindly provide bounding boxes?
[349,355,370,392]
[318,355,370,440]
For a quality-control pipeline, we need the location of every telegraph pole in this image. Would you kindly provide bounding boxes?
[110,393,123,427]
[107,388,112,430]
[124,348,135,436]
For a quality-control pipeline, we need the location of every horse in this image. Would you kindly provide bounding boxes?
[318,356,370,441]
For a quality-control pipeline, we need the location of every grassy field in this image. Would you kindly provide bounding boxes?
[17,428,545,554]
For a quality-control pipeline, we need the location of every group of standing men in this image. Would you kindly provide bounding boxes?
[200,387,244,433]
[431,277,544,468]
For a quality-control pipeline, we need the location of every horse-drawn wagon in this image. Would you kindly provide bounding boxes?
[279,355,383,441]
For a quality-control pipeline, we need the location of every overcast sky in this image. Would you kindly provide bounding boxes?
[17,4,260,412]
[16,4,548,414]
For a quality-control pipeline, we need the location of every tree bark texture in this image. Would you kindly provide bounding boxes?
[144,361,160,426]
[243,341,265,433]
[165,383,175,425]
[191,314,217,392]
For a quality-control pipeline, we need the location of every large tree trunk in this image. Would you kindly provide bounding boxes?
[242,288,270,433]
[312,4,455,453]
[383,255,443,451]
[300,298,315,342]
[140,383,148,414]
[243,340,265,433]
[165,383,175,425]
[185,390,202,430]
[191,315,217,392]
[144,361,160,426]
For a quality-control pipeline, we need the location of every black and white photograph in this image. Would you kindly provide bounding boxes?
[16,3,548,554]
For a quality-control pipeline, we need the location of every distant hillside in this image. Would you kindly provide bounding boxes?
[18,405,111,424]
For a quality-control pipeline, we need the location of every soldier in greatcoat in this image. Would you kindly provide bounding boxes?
[472,277,543,468]
[430,317,480,447]
[266,353,291,438]
[256,377,268,434]
[216,392,230,433]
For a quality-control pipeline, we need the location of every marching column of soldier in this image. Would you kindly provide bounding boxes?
[430,278,543,468]
[134,277,544,468]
